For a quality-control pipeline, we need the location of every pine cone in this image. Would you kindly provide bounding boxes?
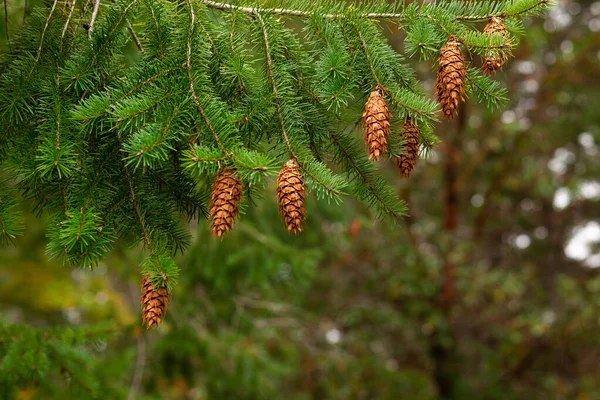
[210,168,243,238]
[482,17,510,75]
[277,158,306,234]
[362,87,391,161]
[395,121,420,178]
[435,36,466,120]
[141,275,169,329]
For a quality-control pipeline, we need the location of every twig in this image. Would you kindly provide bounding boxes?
[61,0,78,47]
[356,29,382,87]
[330,133,403,220]
[127,19,144,52]
[32,0,59,67]
[88,0,102,38]
[22,0,29,25]
[3,0,9,42]
[200,0,404,20]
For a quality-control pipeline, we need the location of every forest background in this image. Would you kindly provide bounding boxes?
[1,0,599,399]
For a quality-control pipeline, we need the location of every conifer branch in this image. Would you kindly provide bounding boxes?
[257,12,341,197]
[356,29,382,87]
[200,0,404,20]
[116,131,153,250]
[186,0,230,156]
[256,13,294,157]
[331,133,404,220]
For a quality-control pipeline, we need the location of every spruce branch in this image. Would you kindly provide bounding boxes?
[200,0,404,20]
[330,132,406,221]
[186,0,230,157]
[256,12,294,157]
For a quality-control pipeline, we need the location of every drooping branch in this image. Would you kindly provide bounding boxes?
[185,0,230,156]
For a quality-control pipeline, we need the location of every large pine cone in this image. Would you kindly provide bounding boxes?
[483,17,510,75]
[362,87,391,161]
[435,36,466,120]
[277,158,306,234]
[210,168,243,238]
[141,275,169,329]
[395,121,420,178]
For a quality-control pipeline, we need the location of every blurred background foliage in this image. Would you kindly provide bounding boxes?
[1,0,600,399]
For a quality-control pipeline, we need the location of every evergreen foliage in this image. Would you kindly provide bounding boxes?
[0,0,550,328]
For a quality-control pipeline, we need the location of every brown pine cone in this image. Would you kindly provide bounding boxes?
[277,158,306,234]
[141,275,170,329]
[395,121,420,178]
[210,167,243,238]
[482,17,510,75]
[435,36,466,120]
[362,86,391,161]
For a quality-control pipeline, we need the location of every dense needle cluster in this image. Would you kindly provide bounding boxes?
[396,122,421,178]
[141,275,170,329]
[276,158,306,234]
[435,36,467,120]
[210,168,243,238]
[482,17,510,74]
[362,86,392,161]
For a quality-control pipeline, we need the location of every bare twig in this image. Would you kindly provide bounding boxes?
[22,0,29,25]
[88,0,102,38]
[3,0,9,42]
[29,0,59,77]
[200,0,404,20]
[126,19,144,52]
[61,0,78,46]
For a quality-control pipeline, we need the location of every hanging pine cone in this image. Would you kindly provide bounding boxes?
[435,36,466,120]
[482,17,510,75]
[395,121,420,178]
[141,275,169,329]
[362,86,391,161]
[276,158,306,234]
[210,167,243,238]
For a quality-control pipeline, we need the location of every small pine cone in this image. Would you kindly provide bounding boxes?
[141,275,170,329]
[277,158,306,234]
[482,17,510,75]
[210,168,243,238]
[395,122,420,178]
[435,36,466,120]
[362,87,391,161]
